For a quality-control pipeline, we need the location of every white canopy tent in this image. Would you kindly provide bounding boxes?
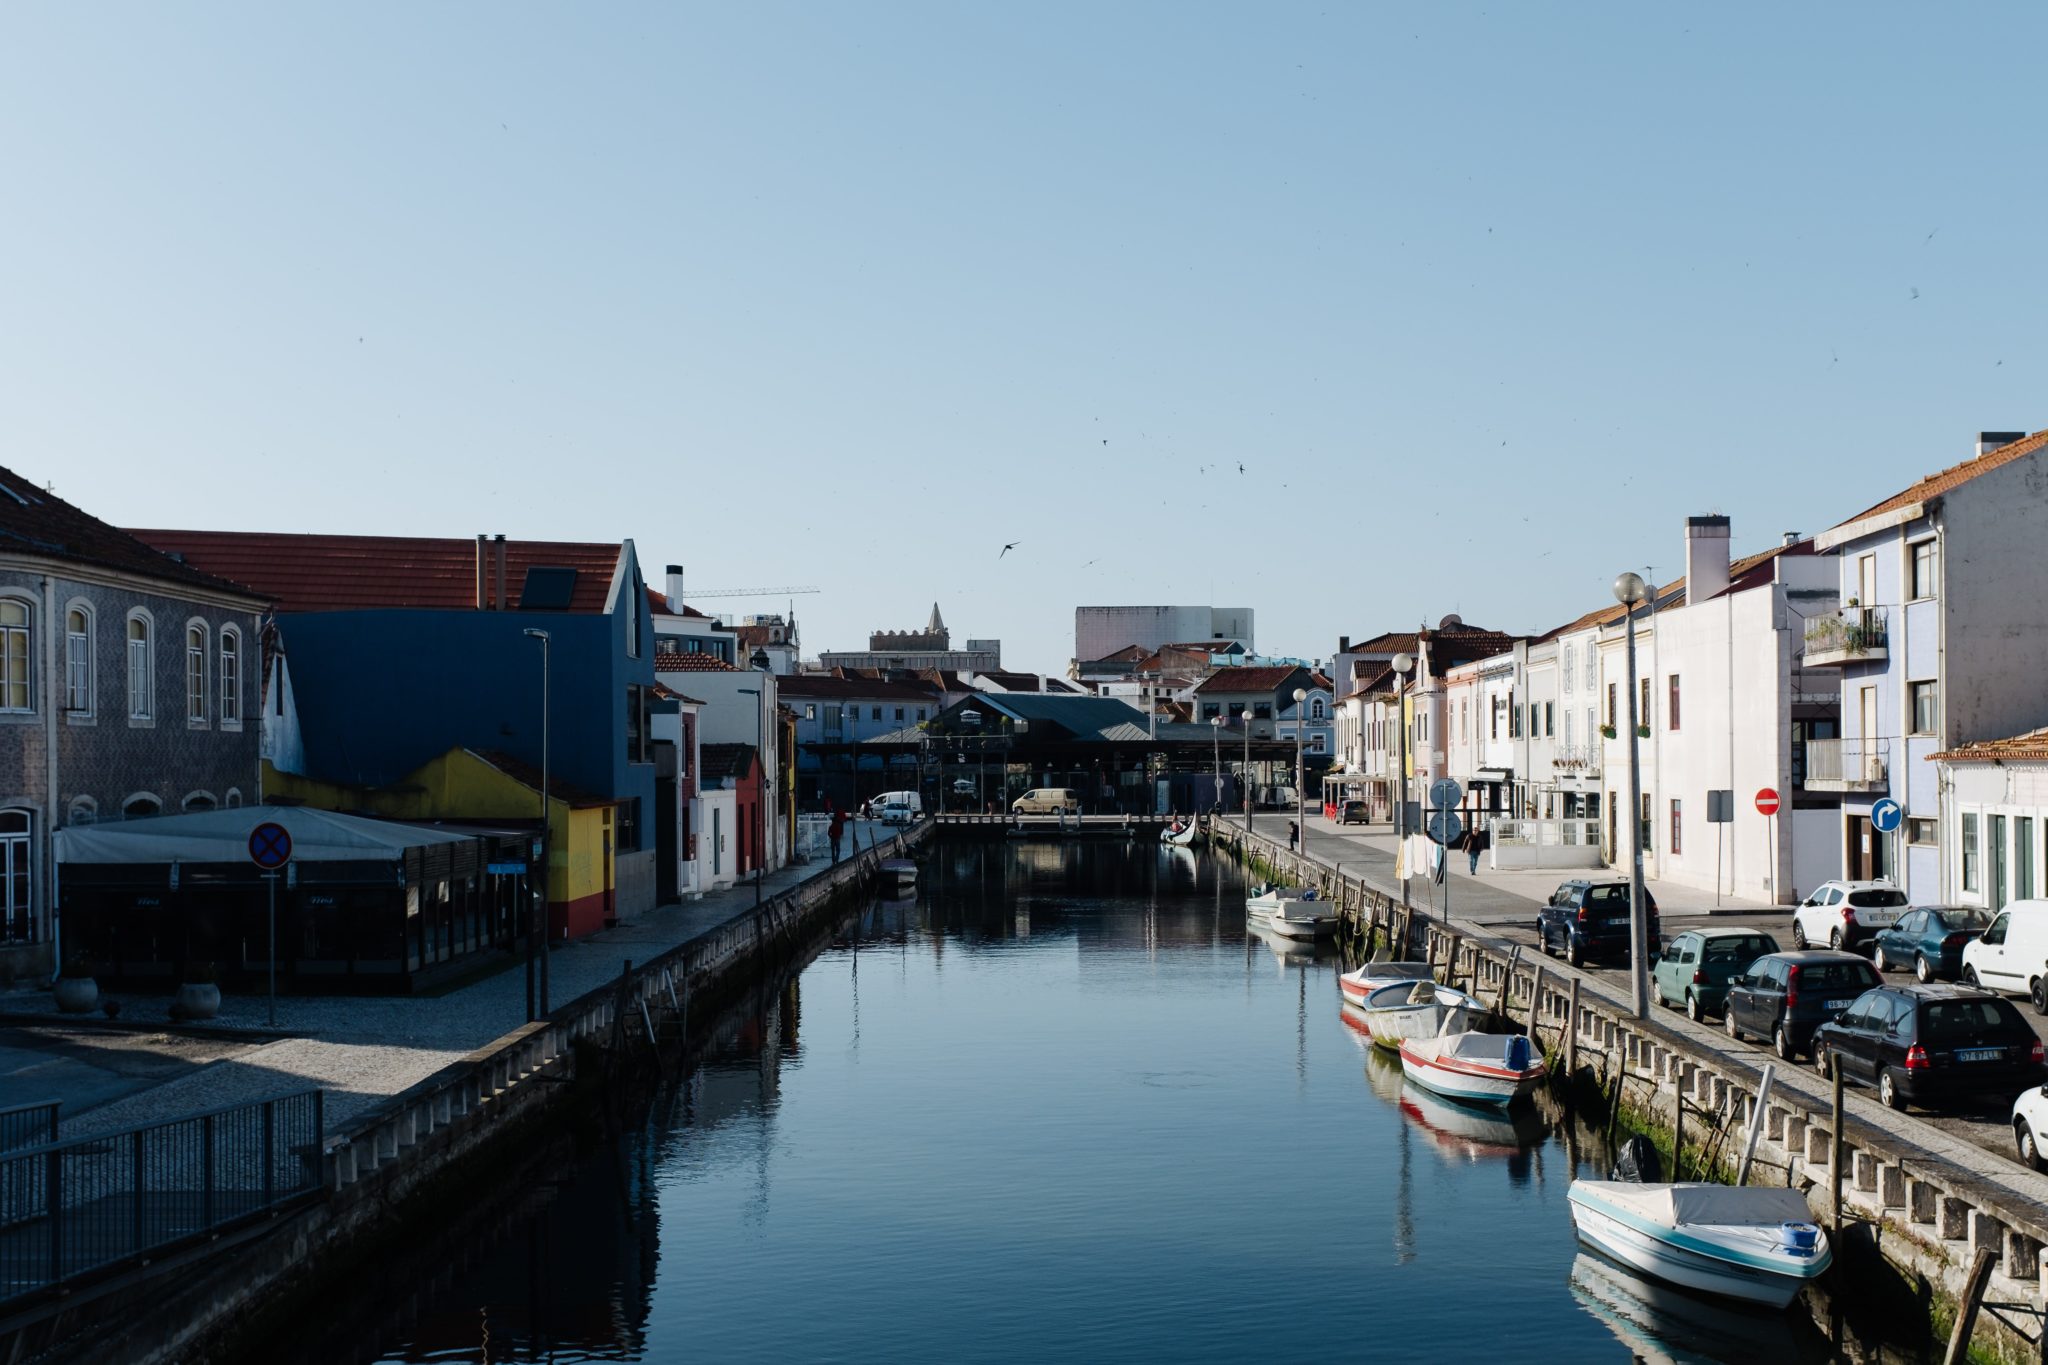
[56,806,478,865]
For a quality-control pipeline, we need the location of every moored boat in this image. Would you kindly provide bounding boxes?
[1566,1181,1831,1308]
[878,858,918,895]
[1158,818,1200,847]
[1360,978,1481,1051]
[1337,959,1435,1011]
[1245,882,1317,923]
[1397,1030,1546,1107]
[1266,898,1338,940]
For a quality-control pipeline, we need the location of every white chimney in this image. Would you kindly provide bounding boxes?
[1977,430,2026,458]
[1782,531,1800,548]
[665,564,685,610]
[1684,516,1731,604]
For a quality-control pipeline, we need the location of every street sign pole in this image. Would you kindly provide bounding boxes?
[265,871,278,1027]
[246,821,293,1029]
[1755,789,1781,905]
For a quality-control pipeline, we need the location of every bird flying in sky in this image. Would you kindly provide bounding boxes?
[1000,541,1020,558]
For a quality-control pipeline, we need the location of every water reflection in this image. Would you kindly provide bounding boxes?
[1569,1251,1806,1364]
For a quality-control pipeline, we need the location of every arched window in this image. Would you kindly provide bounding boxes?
[65,604,93,716]
[127,610,154,720]
[0,809,31,944]
[219,627,242,726]
[122,793,162,820]
[1311,697,1326,720]
[182,792,217,813]
[224,788,243,809]
[67,796,97,827]
[0,600,31,712]
[185,621,208,723]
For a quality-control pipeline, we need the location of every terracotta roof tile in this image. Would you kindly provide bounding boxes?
[654,650,738,672]
[1828,429,2048,533]
[129,530,623,614]
[1930,726,2048,764]
[701,742,760,782]
[1191,665,1308,694]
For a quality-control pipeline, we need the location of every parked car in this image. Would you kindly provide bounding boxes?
[1651,928,1780,1021]
[1812,983,2045,1111]
[1722,950,1882,1060]
[1338,799,1370,825]
[1872,906,1993,982]
[1961,899,2048,1011]
[1790,879,1907,953]
[1011,788,1080,815]
[872,790,924,824]
[2012,1083,2048,1170]
[1535,880,1661,968]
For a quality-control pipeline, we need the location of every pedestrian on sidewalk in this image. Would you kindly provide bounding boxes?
[828,806,846,863]
[1288,820,1299,852]
[1466,824,1490,874]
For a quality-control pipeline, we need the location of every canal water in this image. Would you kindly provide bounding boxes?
[321,840,1923,1363]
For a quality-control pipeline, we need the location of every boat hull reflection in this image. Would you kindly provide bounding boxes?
[1568,1250,1804,1364]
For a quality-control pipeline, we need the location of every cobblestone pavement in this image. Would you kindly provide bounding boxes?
[2,824,898,1139]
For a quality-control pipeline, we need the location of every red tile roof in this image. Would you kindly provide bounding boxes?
[654,650,738,672]
[128,530,624,614]
[1191,665,1308,694]
[1930,727,2048,764]
[1828,429,2048,532]
[650,682,704,704]
[0,471,265,600]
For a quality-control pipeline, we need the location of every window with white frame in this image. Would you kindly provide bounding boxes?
[122,794,162,819]
[67,796,97,826]
[0,600,31,712]
[1909,539,1939,601]
[0,809,29,943]
[1962,812,1980,891]
[127,612,154,720]
[225,788,243,809]
[219,628,241,726]
[65,605,92,715]
[186,622,208,722]
[182,792,217,812]
[1311,697,1325,720]
[1909,680,1937,736]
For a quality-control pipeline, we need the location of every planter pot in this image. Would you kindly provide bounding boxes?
[53,976,99,1014]
[174,982,221,1021]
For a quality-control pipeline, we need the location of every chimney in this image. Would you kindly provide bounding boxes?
[1338,636,1351,654]
[1977,430,2026,459]
[666,564,685,608]
[493,534,508,611]
[475,535,488,609]
[1684,515,1731,603]
[1782,531,1800,548]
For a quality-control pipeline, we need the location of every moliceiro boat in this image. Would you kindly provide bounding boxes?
[1397,1030,1546,1108]
[1159,818,1200,847]
[1566,1181,1831,1309]
[1359,979,1481,1052]
[1337,960,1434,1011]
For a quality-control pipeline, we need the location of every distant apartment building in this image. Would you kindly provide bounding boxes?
[1072,605,1255,669]
[819,604,1001,673]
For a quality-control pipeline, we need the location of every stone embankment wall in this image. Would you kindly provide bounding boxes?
[1218,821,2048,1363]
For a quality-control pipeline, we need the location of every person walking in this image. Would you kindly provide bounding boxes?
[1288,819,1300,853]
[828,806,846,864]
[1466,824,1489,874]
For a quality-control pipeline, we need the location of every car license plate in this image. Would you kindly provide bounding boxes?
[1958,1048,2001,1063]
[1825,999,1852,1010]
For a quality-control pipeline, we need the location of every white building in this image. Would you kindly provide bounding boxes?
[653,651,786,875]
[1931,728,2048,911]
[1073,605,1255,668]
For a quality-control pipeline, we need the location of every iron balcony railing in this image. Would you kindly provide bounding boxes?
[1806,737,1888,787]
[1553,743,1603,774]
[0,1102,58,1154]
[0,1088,324,1308]
[1803,606,1889,661]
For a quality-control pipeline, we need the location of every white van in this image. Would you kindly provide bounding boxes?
[1961,899,2048,1007]
[1011,788,1081,815]
[872,790,923,824]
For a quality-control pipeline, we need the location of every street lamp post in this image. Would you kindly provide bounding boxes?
[1614,571,1652,1020]
[1391,652,1415,910]
[739,685,765,906]
[521,628,551,1019]
[1210,715,1224,816]
[1242,716,1252,833]
[1292,686,1309,858]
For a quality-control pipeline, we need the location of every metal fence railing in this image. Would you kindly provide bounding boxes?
[0,1089,324,1307]
[0,1102,58,1154]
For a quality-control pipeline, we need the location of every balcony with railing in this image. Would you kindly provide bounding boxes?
[1805,737,1889,791]
[1552,743,1603,776]
[1803,606,1889,668]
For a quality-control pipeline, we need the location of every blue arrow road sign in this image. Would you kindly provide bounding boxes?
[248,821,293,870]
[1871,798,1904,834]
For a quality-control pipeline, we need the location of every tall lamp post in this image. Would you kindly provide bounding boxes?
[1391,652,1414,910]
[1292,687,1309,856]
[739,684,765,905]
[1614,571,1652,1019]
[1210,714,1224,815]
[521,628,551,1019]
[1242,714,1252,833]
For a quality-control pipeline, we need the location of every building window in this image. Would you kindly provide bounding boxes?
[1670,798,1682,856]
[620,797,640,851]
[0,810,30,944]
[895,707,905,722]
[122,794,162,819]
[804,703,816,721]
[1667,675,1681,730]
[225,788,243,809]
[64,606,93,715]
[0,600,30,712]
[2019,817,2037,901]
[128,612,154,720]
[1639,678,1651,729]
[1311,697,1325,720]
[1253,703,1272,719]
[67,796,97,827]
[219,628,242,726]
[1962,812,1980,892]
[626,685,651,763]
[1640,793,1653,852]
[185,622,209,723]
[626,580,642,658]
[1909,680,1937,736]
[1544,701,1554,737]
[916,707,926,721]
[1906,817,1938,846]
[1311,734,1327,754]
[1910,539,1939,601]
[871,706,882,721]
[1606,683,1617,729]
[1563,646,1575,692]
[182,792,217,812]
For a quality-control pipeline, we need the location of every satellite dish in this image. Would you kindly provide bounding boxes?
[1438,613,1464,630]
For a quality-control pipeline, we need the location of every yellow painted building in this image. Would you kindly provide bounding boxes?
[263,746,622,939]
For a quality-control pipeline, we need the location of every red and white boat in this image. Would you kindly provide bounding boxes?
[1397,1030,1546,1108]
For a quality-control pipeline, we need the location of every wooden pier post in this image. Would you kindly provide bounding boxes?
[1526,962,1545,1042]
[1830,1065,1846,1238]
[1565,977,1580,1075]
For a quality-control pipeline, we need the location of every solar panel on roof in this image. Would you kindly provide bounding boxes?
[520,566,579,610]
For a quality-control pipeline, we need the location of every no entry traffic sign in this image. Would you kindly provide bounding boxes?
[248,821,293,870]
[1755,788,1781,817]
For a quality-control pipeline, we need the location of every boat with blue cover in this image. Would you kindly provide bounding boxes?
[1566,1180,1832,1308]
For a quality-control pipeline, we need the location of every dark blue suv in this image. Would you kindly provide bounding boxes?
[1537,880,1661,968]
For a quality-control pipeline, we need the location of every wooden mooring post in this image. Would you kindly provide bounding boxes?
[1943,1246,1999,1365]
[1565,977,1580,1075]
[1526,962,1546,1043]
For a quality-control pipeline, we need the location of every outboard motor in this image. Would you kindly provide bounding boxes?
[1779,1222,1823,1257]
[1609,1135,1663,1184]
[1505,1035,1532,1073]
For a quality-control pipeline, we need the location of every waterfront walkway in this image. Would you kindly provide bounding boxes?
[0,823,902,1141]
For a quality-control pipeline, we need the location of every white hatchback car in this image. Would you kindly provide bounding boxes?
[2015,1082,2048,1169]
[1791,880,1907,954]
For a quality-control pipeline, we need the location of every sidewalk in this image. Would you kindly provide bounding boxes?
[0,820,901,1140]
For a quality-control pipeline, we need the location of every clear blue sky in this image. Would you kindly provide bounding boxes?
[6,4,2043,669]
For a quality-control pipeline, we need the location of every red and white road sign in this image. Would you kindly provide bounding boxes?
[1755,787,1781,816]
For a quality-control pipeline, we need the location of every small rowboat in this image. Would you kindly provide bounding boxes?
[1245,883,1317,923]
[1159,818,1201,847]
[1337,960,1435,1011]
[1397,1030,1546,1108]
[1566,1181,1832,1308]
[1360,978,1481,1052]
[878,859,918,895]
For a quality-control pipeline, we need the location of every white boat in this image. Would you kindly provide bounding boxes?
[1337,959,1435,1011]
[1158,818,1201,847]
[1397,1030,1546,1108]
[1244,883,1318,923]
[878,858,917,894]
[1266,897,1339,940]
[1566,1181,1832,1309]
[1359,978,1481,1052]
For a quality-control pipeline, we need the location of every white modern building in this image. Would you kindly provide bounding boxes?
[1931,728,2048,911]
[1073,605,1255,668]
